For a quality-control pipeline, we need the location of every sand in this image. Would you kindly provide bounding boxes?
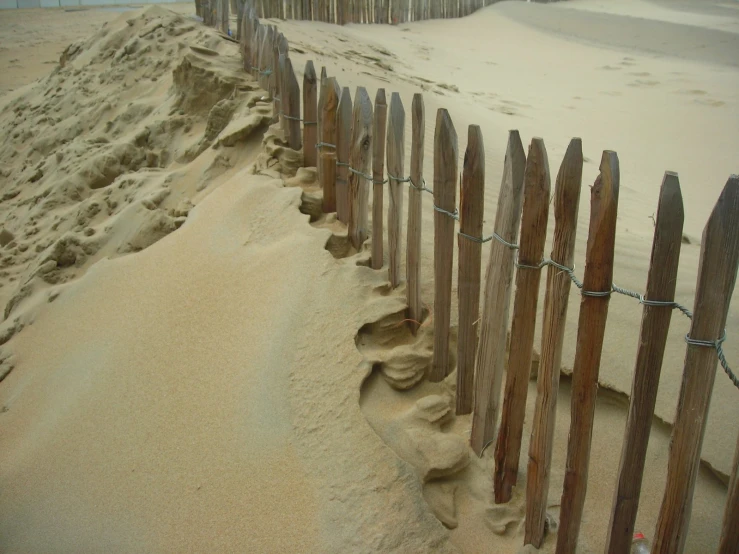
[0,0,737,552]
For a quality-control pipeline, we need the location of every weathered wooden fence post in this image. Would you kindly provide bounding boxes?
[336,87,353,223]
[278,53,288,129]
[407,93,425,334]
[429,109,458,382]
[236,0,243,40]
[605,172,684,553]
[720,431,739,554]
[250,21,260,79]
[469,131,526,454]
[653,175,739,554]
[317,67,328,181]
[456,125,484,415]
[220,0,229,34]
[259,26,272,90]
[372,89,388,270]
[284,58,302,151]
[556,150,620,554]
[303,61,318,167]
[525,138,583,548]
[320,78,341,213]
[271,32,281,117]
[386,93,405,289]
[494,137,550,504]
[348,87,373,249]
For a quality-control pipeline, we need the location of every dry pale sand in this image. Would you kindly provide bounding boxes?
[0,0,737,552]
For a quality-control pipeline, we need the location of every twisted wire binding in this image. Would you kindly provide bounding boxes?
[316,142,336,149]
[348,167,387,184]
[387,173,411,183]
[433,204,459,220]
[409,176,433,194]
[278,111,317,125]
[458,231,493,244]
[336,161,350,168]
[251,66,272,76]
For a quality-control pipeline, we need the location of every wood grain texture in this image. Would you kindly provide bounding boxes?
[654,175,739,554]
[302,61,318,167]
[319,78,341,213]
[284,57,302,151]
[494,137,550,504]
[556,150,620,554]
[407,93,425,334]
[258,25,271,91]
[470,130,526,454]
[429,109,458,382]
[277,53,287,131]
[525,138,583,548]
[316,67,328,183]
[386,93,405,289]
[720,431,739,554]
[372,89,387,270]
[270,30,279,117]
[605,172,684,553]
[336,87,352,223]
[251,23,262,79]
[456,124,484,415]
[348,87,373,249]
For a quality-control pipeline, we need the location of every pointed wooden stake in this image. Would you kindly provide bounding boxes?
[470,130,526,453]
[348,87,373,249]
[336,87,352,224]
[525,138,583,548]
[456,124,484,414]
[654,175,739,554]
[605,172,684,553]
[284,57,302,151]
[316,67,328,183]
[494,137,550,503]
[319,78,341,213]
[303,61,318,167]
[429,109,458,382]
[556,150,620,554]
[407,94,425,334]
[372,89,388,270]
[386,93,405,289]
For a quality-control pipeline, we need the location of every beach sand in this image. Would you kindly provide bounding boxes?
[0,0,737,551]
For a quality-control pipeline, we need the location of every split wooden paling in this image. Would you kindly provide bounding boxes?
[232,5,739,551]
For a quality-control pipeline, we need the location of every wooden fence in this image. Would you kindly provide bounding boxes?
[199,0,500,25]
[216,6,738,553]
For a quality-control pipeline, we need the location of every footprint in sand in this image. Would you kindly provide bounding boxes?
[630,71,651,77]
[694,98,726,107]
[599,65,621,71]
[628,79,660,87]
[678,89,708,95]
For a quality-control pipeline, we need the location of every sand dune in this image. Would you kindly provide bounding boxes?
[0,0,737,551]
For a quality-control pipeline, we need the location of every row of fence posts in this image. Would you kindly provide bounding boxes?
[197,0,230,33]
[223,0,497,24]
[225,4,739,552]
